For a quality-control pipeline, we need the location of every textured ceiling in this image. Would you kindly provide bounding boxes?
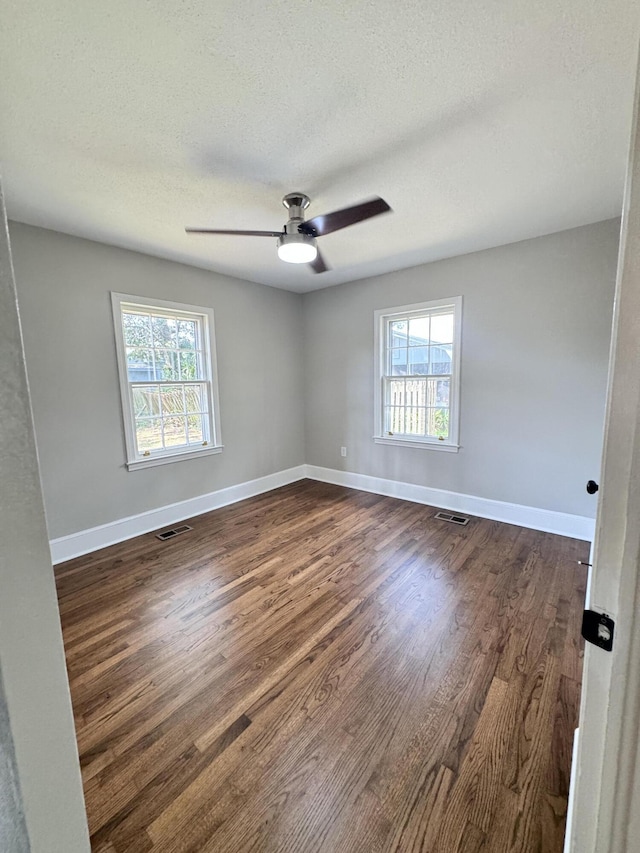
[1,1,639,293]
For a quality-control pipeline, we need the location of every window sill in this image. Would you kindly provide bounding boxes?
[373,436,460,453]
[126,445,224,471]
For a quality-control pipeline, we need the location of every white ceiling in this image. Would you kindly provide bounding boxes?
[1,1,638,293]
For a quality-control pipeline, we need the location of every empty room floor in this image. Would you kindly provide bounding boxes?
[54,480,588,852]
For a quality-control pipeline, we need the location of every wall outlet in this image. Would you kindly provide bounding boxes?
[340,446,347,457]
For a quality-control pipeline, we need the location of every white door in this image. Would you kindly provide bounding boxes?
[566,61,640,852]
[0,184,90,850]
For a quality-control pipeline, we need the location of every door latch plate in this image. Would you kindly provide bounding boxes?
[581,610,614,652]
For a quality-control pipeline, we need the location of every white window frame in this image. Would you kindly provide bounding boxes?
[111,292,223,471]
[373,296,462,452]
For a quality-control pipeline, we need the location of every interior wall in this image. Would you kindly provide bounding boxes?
[302,220,620,519]
[9,223,305,539]
[10,218,619,543]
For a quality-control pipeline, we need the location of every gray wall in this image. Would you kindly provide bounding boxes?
[9,223,305,539]
[303,220,620,518]
[9,219,619,541]
[1,194,89,850]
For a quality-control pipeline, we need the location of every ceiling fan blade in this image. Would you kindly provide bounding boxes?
[185,228,283,237]
[301,196,391,237]
[309,249,330,274]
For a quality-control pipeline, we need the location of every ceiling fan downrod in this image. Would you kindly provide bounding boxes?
[281,192,311,228]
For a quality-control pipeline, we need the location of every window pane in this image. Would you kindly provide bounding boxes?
[135,418,163,451]
[177,320,197,350]
[126,348,156,382]
[408,346,429,375]
[389,378,406,406]
[162,416,187,447]
[132,386,160,417]
[123,311,152,347]
[435,378,450,406]
[426,408,449,438]
[408,316,429,345]
[430,344,452,375]
[405,378,427,407]
[405,407,426,435]
[160,385,185,415]
[179,351,198,380]
[390,348,407,375]
[151,316,178,348]
[185,385,205,414]
[430,312,454,344]
[390,319,408,347]
[187,414,204,444]
[385,407,405,434]
[154,350,179,380]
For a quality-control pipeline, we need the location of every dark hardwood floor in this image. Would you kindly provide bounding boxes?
[54,480,588,852]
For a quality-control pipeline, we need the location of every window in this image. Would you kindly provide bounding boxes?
[374,297,462,451]
[111,293,222,470]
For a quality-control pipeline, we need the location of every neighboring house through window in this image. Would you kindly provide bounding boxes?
[374,297,462,451]
[111,293,222,470]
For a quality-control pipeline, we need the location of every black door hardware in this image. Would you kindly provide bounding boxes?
[586,480,599,495]
[582,610,614,652]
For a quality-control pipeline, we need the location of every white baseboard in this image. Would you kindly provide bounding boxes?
[304,465,595,541]
[49,465,307,564]
[50,462,594,564]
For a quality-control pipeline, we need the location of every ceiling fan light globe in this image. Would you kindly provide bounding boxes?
[276,234,318,264]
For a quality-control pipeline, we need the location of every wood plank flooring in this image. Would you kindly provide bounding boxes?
[55,480,588,852]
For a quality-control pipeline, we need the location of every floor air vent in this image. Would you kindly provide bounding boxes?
[156,524,193,541]
[434,511,470,526]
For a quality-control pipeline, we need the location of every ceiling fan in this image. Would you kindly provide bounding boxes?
[185,192,392,273]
